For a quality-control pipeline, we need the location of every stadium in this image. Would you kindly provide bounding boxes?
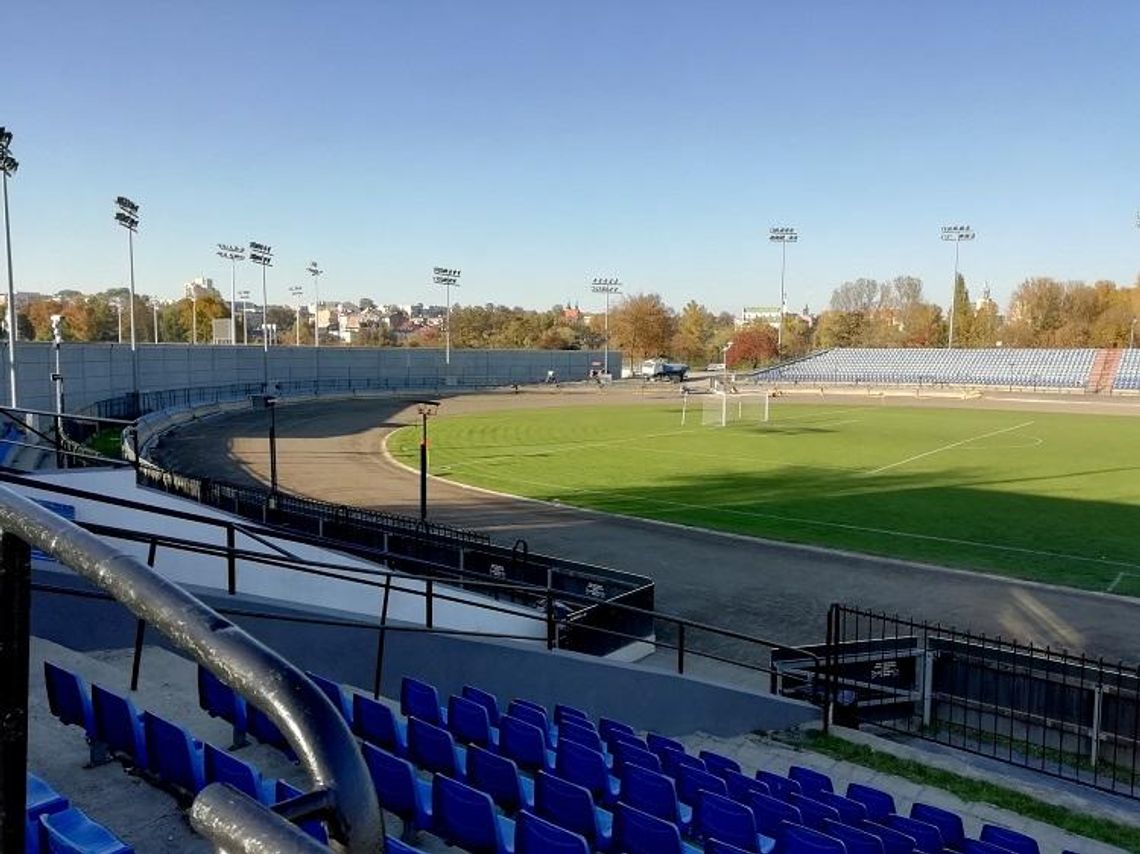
[2,339,1138,854]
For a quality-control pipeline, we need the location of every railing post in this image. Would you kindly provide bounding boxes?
[226,525,237,595]
[373,575,393,700]
[129,619,147,692]
[921,646,935,728]
[425,579,434,630]
[677,622,686,675]
[545,569,555,651]
[823,604,834,735]
[1091,682,1103,767]
[0,532,31,854]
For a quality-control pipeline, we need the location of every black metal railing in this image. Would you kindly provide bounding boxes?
[781,605,1139,800]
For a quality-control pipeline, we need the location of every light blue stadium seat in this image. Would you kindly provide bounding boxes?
[533,771,612,851]
[508,700,555,749]
[90,685,148,769]
[196,666,248,748]
[612,801,702,854]
[26,774,69,854]
[692,789,774,853]
[821,818,885,854]
[780,823,847,854]
[755,770,800,802]
[845,783,895,821]
[788,766,833,797]
[646,732,686,762]
[883,814,944,853]
[463,685,501,727]
[141,711,206,798]
[749,792,801,838]
[788,793,840,832]
[352,693,407,756]
[44,663,94,737]
[676,764,727,810]
[304,671,353,723]
[554,704,590,727]
[449,694,496,749]
[432,774,516,854]
[407,715,465,779]
[722,769,770,806]
[468,744,533,814]
[811,790,867,826]
[515,809,590,854]
[699,749,742,779]
[860,820,918,854]
[980,824,1040,854]
[618,763,690,835]
[555,738,619,807]
[498,715,554,774]
[203,743,276,805]
[910,802,964,851]
[362,743,433,839]
[40,807,134,854]
[402,677,446,727]
[558,720,605,757]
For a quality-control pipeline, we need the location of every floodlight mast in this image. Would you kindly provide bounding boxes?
[306,262,322,348]
[1,127,18,407]
[590,277,622,376]
[238,290,251,344]
[432,267,462,365]
[290,284,305,345]
[249,242,273,389]
[940,225,976,349]
[114,195,141,412]
[217,244,246,345]
[768,227,798,354]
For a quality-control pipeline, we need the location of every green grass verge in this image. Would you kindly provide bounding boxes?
[802,731,1140,852]
[86,428,124,459]
[389,401,1140,593]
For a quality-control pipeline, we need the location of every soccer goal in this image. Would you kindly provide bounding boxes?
[684,389,770,427]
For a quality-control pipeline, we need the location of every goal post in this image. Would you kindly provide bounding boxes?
[699,389,770,427]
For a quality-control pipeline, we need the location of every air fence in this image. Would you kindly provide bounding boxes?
[772,604,1140,800]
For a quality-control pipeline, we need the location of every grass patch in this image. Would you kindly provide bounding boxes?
[86,428,124,459]
[801,731,1140,852]
[388,401,1140,593]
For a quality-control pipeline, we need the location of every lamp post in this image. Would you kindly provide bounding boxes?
[114,196,140,412]
[941,225,975,349]
[151,300,160,343]
[1,127,18,407]
[112,299,123,343]
[768,227,798,354]
[189,287,198,345]
[590,277,621,377]
[266,395,279,496]
[307,262,322,348]
[416,400,440,521]
[50,314,64,467]
[432,267,461,365]
[217,244,245,345]
[249,242,272,389]
[289,284,305,345]
[238,290,251,345]
[1130,317,1137,350]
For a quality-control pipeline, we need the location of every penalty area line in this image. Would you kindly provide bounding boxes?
[866,420,1035,475]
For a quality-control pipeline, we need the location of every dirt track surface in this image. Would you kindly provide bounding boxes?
[153,385,1140,660]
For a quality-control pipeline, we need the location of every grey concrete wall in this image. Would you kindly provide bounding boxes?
[32,573,818,738]
[2,343,620,414]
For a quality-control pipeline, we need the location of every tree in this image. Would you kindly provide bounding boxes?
[948,274,974,346]
[672,300,716,365]
[727,324,778,367]
[829,279,879,313]
[1006,278,1065,346]
[814,310,870,348]
[610,293,676,370]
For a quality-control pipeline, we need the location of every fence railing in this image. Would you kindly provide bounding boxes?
[803,605,1139,800]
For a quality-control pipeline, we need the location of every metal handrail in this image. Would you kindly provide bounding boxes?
[0,483,382,852]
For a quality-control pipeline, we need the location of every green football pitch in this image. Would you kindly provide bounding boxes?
[388,400,1140,595]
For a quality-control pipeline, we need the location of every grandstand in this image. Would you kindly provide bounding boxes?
[757,348,1101,391]
[1113,348,1140,391]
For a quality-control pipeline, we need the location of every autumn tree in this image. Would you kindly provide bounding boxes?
[610,293,676,371]
[672,300,716,364]
[727,324,778,367]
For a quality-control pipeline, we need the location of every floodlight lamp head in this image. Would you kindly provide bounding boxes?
[0,128,12,148]
[115,196,139,214]
[1,155,18,176]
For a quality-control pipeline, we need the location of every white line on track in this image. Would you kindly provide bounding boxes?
[865,420,1035,475]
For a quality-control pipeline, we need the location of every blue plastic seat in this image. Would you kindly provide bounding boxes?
[40,807,134,854]
[196,666,248,747]
[90,685,148,769]
[749,792,802,838]
[469,744,533,813]
[606,730,650,755]
[352,693,407,755]
[203,743,275,805]
[756,770,800,802]
[662,748,707,780]
[499,715,553,774]
[789,794,840,832]
[407,715,464,778]
[534,771,613,851]
[27,773,69,854]
[401,677,445,727]
[911,803,964,851]
[44,663,94,735]
[304,671,353,723]
[781,823,847,854]
[554,704,590,726]
[677,764,728,809]
[598,716,635,745]
[247,705,295,759]
[509,700,554,748]
[516,809,590,853]
[692,790,774,854]
[559,720,605,756]
[963,842,1017,854]
[432,774,516,854]
[821,818,885,854]
[884,814,944,853]
[141,712,206,797]
[788,766,833,797]
[613,802,701,854]
[700,749,742,779]
[845,784,896,822]
[463,685,502,727]
[556,738,620,806]
[860,821,918,854]
[449,695,496,748]
[362,743,433,838]
[613,741,662,777]
[980,825,1040,854]
[646,732,686,761]
[620,763,691,834]
[273,780,329,845]
[811,790,867,826]
[723,769,770,805]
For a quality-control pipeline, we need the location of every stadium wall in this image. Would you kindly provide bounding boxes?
[0,342,620,414]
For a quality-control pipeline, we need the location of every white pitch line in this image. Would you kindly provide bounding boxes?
[866,420,1035,475]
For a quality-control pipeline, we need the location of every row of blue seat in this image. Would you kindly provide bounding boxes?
[25,772,135,854]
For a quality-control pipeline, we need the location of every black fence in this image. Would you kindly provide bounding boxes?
[774,605,1140,800]
[135,463,655,656]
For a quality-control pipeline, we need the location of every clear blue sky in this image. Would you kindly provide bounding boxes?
[4,1,1138,315]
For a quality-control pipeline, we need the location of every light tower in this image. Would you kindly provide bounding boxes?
[114,196,141,411]
[941,225,976,348]
[1,127,18,407]
[290,284,305,345]
[768,226,798,353]
[433,267,462,365]
[217,244,245,345]
[249,242,272,388]
[590,277,622,377]
[238,290,251,344]
[306,262,322,348]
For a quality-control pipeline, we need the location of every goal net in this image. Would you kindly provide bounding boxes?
[699,389,770,427]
